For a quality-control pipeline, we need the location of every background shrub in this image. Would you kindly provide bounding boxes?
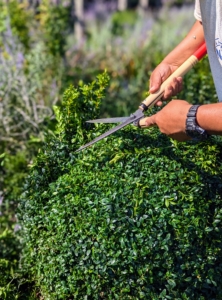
[20,72,222,299]
[67,6,200,118]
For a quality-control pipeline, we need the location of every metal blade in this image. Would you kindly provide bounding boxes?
[76,109,144,152]
[86,117,129,123]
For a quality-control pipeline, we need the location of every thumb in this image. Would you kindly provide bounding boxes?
[149,65,172,93]
[139,115,157,128]
[149,74,162,93]
[149,80,161,94]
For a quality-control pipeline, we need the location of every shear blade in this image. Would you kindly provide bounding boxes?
[76,109,144,152]
[87,117,129,123]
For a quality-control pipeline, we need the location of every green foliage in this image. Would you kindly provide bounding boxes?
[0,40,63,153]
[38,0,71,56]
[54,71,110,144]
[0,149,41,300]
[7,1,31,49]
[179,56,218,104]
[0,226,20,300]
[111,10,138,36]
[0,14,63,293]
[20,73,222,299]
[0,0,66,156]
[0,0,70,218]
[0,209,25,300]
[0,2,7,45]
[0,147,40,208]
[1,3,219,298]
[1,0,71,55]
[68,6,200,118]
[169,0,194,7]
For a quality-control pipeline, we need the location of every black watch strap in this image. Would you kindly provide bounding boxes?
[185,105,209,141]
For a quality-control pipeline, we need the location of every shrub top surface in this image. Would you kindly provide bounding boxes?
[20,73,222,300]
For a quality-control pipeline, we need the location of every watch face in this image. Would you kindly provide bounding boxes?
[186,130,201,139]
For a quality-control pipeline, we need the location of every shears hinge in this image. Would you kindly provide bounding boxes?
[133,118,142,127]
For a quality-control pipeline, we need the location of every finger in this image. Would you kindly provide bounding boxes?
[156,100,163,106]
[170,77,183,95]
[149,73,162,93]
[162,85,174,100]
[162,77,183,100]
[176,77,183,93]
[142,115,157,128]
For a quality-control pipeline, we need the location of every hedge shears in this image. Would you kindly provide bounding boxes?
[76,43,207,152]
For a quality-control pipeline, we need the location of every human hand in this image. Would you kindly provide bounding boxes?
[149,62,183,106]
[143,100,192,142]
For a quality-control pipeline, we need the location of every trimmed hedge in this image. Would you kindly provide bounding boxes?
[20,72,222,299]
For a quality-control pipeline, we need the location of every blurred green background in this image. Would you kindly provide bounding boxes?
[0,0,217,298]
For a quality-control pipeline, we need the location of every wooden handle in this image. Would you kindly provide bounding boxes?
[139,43,207,128]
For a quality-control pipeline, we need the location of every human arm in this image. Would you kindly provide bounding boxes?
[150,20,205,103]
[143,100,222,142]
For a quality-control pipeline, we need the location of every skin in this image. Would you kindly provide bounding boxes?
[143,20,222,141]
[144,101,222,141]
[149,20,205,103]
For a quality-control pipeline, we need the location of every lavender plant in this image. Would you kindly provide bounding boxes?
[0,37,63,150]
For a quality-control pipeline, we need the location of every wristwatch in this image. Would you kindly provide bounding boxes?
[185,105,209,141]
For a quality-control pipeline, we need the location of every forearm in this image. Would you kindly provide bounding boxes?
[197,103,222,135]
[149,21,205,99]
[162,20,205,67]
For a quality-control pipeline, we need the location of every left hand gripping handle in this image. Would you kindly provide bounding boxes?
[138,43,207,128]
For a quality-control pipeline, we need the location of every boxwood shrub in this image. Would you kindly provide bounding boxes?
[20,72,222,299]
